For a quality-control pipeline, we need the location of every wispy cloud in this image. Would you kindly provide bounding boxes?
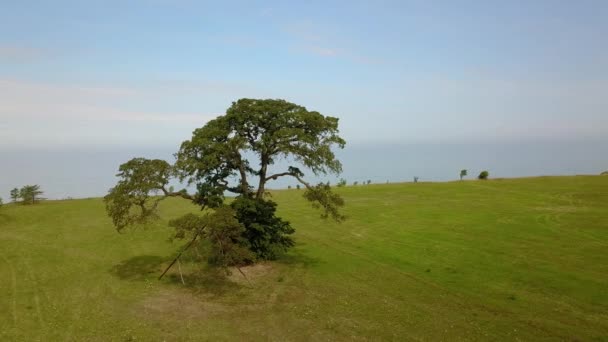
[0,79,216,123]
[258,7,274,17]
[301,46,340,57]
[0,78,223,147]
[0,45,51,63]
[283,21,384,64]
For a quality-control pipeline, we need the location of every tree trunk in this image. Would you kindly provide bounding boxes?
[256,155,268,199]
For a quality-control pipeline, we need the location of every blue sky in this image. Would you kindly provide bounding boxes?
[1,0,607,148]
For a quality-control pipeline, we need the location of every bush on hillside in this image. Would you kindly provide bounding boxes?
[478,171,489,180]
[231,197,295,260]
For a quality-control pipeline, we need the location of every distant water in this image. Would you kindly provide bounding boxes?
[1,140,607,200]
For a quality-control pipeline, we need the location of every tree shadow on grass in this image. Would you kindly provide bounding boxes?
[111,242,321,296]
[110,255,166,281]
[275,244,323,268]
[165,266,241,296]
[110,255,241,296]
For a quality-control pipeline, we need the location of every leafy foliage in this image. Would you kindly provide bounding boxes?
[205,207,254,267]
[303,183,345,221]
[230,197,294,260]
[478,170,490,180]
[168,207,254,267]
[337,178,347,187]
[104,158,175,232]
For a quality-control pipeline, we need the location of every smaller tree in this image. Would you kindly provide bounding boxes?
[460,169,468,180]
[337,178,347,187]
[10,188,19,203]
[413,176,419,183]
[20,185,44,205]
[366,180,371,185]
[601,171,608,176]
[353,181,358,186]
[478,171,489,180]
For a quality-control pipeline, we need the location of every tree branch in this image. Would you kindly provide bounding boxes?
[159,224,206,280]
[264,172,293,182]
[161,187,194,201]
[264,171,312,189]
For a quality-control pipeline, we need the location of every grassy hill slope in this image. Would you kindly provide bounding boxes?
[1,176,607,341]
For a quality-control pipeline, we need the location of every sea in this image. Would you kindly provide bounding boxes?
[1,140,607,200]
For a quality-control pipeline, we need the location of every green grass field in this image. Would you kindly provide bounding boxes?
[1,176,607,341]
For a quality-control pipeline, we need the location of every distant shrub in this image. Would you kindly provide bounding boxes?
[601,171,608,176]
[0,197,3,208]
[353,181,358,186]
[337,178,347,187]
[478,170,489,180]
[287,185,292,189]
[413,177,419,183]
[296,184,301,190]
[460,169,467,180]
[366,180,371,185]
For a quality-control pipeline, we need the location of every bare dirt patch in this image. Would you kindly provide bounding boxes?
[227,262,277,285]
[139,290,229,321]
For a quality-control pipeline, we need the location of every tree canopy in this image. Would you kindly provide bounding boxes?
[105,98,346,267]
[460,169,468,180]
[10,188,19,203]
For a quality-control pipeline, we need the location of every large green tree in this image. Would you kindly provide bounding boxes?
[105,99,346,269]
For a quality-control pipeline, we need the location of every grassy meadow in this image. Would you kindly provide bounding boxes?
[1,176,607,341]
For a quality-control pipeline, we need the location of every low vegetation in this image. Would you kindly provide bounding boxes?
[478,170,490,180]
[2,176,606,340]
